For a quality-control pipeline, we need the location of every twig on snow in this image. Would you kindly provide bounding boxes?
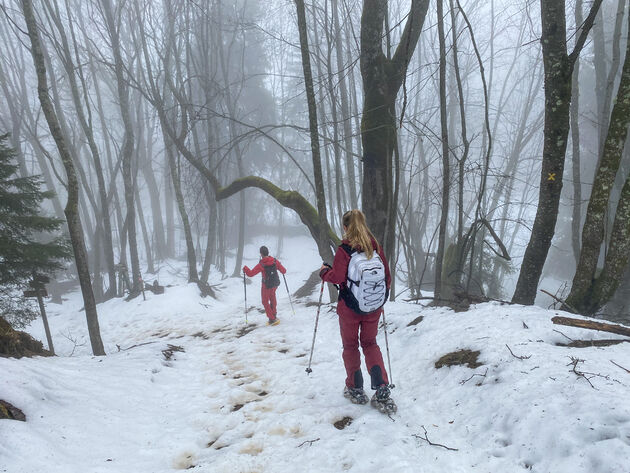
[553,329,574,342]
[297,438,320,447]
[59,329,86,357]
[610,360,630,374]
[540,288,578,313]
[460,368,488,385]
[506,344,531,360]
[117,341,158,352]
[568,357,610,390]
[413,426,458,451]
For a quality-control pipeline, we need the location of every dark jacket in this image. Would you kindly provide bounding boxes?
[243,256,287,288]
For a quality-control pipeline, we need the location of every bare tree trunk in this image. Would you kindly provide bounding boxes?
[200,182,217,283]
[215,0,247,278]
[332,0,358,209]
[570,0,583,266]
[435,0,450,300]
[295,0,333,263]
[512,0,602,305]
[164,129,199,283]
[321,1,347,224]
[600,0,627,158]
[360,0,430,254]
[592,7,607,158]
[164,164,176,259]
[567,7,630,313]
[135,182,154,274]
[100,0,141,296]
[45,0,117,299]
[21,0,105,356]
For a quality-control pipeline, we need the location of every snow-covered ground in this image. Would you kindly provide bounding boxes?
[2,236,630,473]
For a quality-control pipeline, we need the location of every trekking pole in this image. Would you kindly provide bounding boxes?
[381,308,395,388]
[282,273,296,317]
[243,273,248,324]
[306,279,325,374]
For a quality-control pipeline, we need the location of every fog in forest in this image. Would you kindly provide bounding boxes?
[1,0,629,328]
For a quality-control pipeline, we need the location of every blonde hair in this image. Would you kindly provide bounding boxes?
[342,209,379,259]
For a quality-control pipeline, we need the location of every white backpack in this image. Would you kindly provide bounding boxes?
[344,248,387,314]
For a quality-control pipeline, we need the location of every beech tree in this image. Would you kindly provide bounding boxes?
[566,3,630,314]
[21,0,105,356]
[512,0,603,305]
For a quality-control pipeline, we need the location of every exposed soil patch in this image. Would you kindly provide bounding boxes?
[0,316,51,359]
[162,344,185,361]
[258,391,268,396]
[232,403,244,412]
[333,416,353,430]
[278,348,288,354]
[0,400,25,421]
[236,325,256,338]
[191,331,209,340]
[435,349,482,369]
[407,315,424,326]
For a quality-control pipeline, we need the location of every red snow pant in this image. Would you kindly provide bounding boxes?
[337,300,389,390]
[261,285,278,321]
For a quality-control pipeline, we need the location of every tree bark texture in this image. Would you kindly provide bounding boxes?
[567,7,630,314]
[294,0,333,262]
[569,0,583,266]
[434,0,450,300]
[164,130,199,283]
[48,0,117,298]
[21,0,105,356]
[360,0,430,252]
[101,0,142,296]
[512,0,602,305]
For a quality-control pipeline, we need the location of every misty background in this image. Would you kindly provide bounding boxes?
[1,0,629,336]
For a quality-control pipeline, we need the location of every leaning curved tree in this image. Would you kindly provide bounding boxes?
[131,0,430,268]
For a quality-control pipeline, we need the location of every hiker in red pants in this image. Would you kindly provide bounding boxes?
[243,246,286,325]
[319,209,396,413]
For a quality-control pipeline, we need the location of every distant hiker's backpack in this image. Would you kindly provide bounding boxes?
[262,259,281,288]
[340,244,387,314]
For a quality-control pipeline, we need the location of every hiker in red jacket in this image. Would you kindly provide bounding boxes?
[243,246,286,325]
[319,209,396,413]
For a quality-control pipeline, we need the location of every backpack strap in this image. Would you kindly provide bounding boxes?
[340,243,356,256]
[340,244,359,287]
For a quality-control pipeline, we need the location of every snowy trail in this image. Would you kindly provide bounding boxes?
[2,237,630,472]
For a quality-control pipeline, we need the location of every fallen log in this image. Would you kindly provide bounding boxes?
[556,339,630,348]
[551,316,630,338]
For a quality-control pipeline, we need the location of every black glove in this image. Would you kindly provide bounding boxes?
[319,262,332,278]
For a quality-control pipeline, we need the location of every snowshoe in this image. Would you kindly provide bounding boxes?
[371,385,397,414]
[267,318,280,326]
[343,386,369,405]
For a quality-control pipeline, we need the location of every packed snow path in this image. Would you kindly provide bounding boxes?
[2,239,630,472]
